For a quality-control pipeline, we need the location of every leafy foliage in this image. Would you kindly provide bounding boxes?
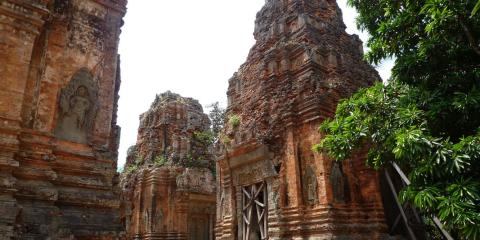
[228,114,241,128]
[123,165,138,174]
[122,153,144,174]
[206,102,226,142]
[473,0,480,16]
[153,155,167,167]
[315,0,480,238]
[193,130,215,146]
[124,158,141,174]
[182,153,204,168]
[219,132,232,145]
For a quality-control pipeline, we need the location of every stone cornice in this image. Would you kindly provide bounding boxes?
[0,0,50,33]
[92,0,127,15]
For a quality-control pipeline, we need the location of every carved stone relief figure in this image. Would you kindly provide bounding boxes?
[144,209,151,232]
[269,183,280,210]
[330,161,346,203]
[58,86,90,141]
[219,189,225,219]
[55,68,98,144]
[303,166,318,205]
[223,191,231,216]
[153,208,163,232]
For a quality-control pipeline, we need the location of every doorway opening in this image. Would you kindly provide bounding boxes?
[241,181,268,240]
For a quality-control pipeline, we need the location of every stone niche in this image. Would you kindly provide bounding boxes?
[216,0,389,239]
[120,92,216,240]
[0,0,127,239]
[55,68,98,144]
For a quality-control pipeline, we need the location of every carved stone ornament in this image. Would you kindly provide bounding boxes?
[303,166,318,205]
[233,158,277,186]
[153,208,164,232]
[330,161,346,203]
[55,68,98,144]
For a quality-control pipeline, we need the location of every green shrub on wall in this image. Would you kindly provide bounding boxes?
[153,155,167,167]
[228,114,240,128]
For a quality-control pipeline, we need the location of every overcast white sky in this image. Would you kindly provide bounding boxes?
[116,0,393,170]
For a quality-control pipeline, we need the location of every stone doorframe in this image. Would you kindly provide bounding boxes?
[226,144,277,240]
[241,181,268,240]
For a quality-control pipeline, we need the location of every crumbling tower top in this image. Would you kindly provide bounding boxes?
[125,91,212,169]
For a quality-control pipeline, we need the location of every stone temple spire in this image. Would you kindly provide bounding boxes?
[253,0,347,42]
[225,0,377,148]
[216,0,388,239]
[120,92,216,240]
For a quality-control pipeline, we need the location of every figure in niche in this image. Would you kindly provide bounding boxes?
[153,208,163,232]
[56,85,91,143]
[144,209,151,232]
[330,161,346,203]
[55,68,97,144]
[303,166,318,205]
[219,190,225,218]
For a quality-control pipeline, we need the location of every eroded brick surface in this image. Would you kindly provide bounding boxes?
[0,0,126,239]
[120,92,216,240]
[215,0,388,239]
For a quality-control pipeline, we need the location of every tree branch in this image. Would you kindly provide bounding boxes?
[459,16,480,56]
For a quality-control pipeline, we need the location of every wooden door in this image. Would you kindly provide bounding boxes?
[241,181,268,240]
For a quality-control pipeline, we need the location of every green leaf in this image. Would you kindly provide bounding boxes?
[315,1,480,238]
[472,0,480,17]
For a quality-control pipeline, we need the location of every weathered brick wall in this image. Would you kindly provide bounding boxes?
[216,0,388,239]
[120,92,216,240]
[0,0,126,238]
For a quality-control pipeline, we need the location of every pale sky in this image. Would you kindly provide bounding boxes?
[116,0,393,170]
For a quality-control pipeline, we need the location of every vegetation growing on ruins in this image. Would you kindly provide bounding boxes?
[219,132,232,146]
[124,160,140,174]
[183,153,201,168]
[314,0,480,239]
[228,114,241,128]
[122,153,144,174]
[124,165,137,174]
[193,130,215,146]
[153,155,167,167]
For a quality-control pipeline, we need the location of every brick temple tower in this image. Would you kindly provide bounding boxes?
[0,0,126,238]
[121,92,216,240]
[215,0,388,239]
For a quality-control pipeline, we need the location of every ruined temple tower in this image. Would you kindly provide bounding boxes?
[0,0,126,239]
[216,0,388,239]
[121,92,216,240]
